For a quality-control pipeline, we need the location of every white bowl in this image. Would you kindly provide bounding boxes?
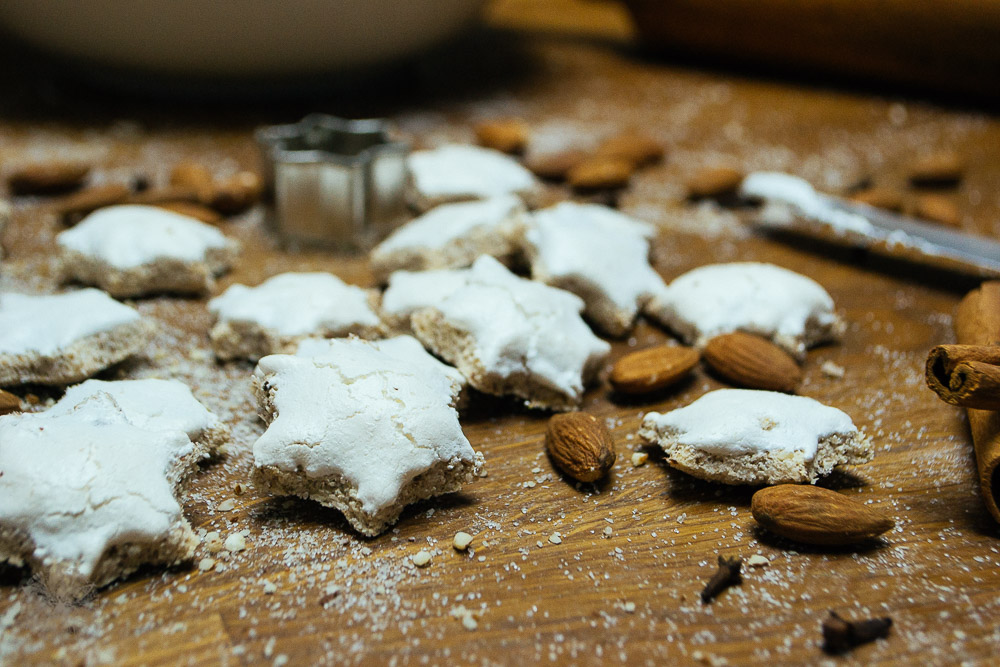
[0,0,484,77]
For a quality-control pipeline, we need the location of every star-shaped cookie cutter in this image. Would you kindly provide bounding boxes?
[256,114,410,249]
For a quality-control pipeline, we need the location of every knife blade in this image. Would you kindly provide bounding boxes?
[742,172,1000,278]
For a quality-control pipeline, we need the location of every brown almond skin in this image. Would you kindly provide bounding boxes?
[170,162,215,202]
[154,201,224,224]
[475,120,529,155]
[567,156,633,190]
[0,390,21,416]
[8,162,90,195]
[51,183,132,224]
[610,345,700,395]
[546,412,616,483]
[525,149,590,181]
[913,194,960,227]
[907,151,963,187]
[595,134,664,167]
[751,485,895,546]
[686,166,744,199]
[849,186,904,212]
[209,171,262,215]
[703,332,801,393]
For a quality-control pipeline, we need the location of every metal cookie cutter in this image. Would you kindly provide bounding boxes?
[256,114,410,250]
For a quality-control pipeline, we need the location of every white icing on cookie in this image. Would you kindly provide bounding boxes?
[50,379,225,445]
[408,145,537,201]
[252,338,481,529]
[740,172,873,234]
[208,272,380,337]
[371,195,527,277]
[0,289,143,356]
[380,267,470,330]
[522,202,666,336]
[412,256,610,409]
[57,205,233,269]
[296,335,465,405]
[0,394,198,593]
[642,389,858,458]
[645,262,841,358]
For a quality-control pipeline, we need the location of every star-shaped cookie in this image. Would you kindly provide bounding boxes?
[518,202,667,336]
[0,391,224,600]
[251,337,484,536]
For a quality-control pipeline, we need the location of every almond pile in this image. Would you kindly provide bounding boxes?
[10,158,264,226]
[477,118,665,196]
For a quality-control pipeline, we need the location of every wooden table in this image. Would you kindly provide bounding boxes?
[3,3,1000,665]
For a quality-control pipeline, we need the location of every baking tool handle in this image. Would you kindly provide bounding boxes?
[954,281,1000,523]
[624,0,1000,99]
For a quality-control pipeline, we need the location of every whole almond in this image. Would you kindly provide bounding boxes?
[686,166,744,199]
[849,186,904,212]
[703,332,801,393]
[546,412,616,483]
[475,120,529,155]
[907,151,963,187]
[610,345,700,395]
[154,201,224,224]
[596,133,664,167]
[0,389,21,416]
[8,162,90,195]
[170,162,215,202]
[913,194,960,227]
[127,185,202,206]
[567,156,633,190]
[51,183,132,224]
[525,149,589,181]
[751,484,895,545]
[209,171,263,215]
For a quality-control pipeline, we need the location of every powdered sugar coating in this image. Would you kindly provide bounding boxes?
[0,394,200,598]
[57,205,234,269]
[296,335,465,406]
[209,272,380,337]
[50,378,226,446]
[370,195,527,279]
[252,338,483,534]
[379,267,470,331]
[407,145,537,202]
[642,389,858,458]
[411,256,610,410]
[740,172,873,234]
[0,289,144,356]
[645,262,842,358]
[521,202,666,336]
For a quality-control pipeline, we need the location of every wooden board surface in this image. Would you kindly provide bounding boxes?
[3,3,1000,665]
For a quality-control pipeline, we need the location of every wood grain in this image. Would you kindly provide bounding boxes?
[2,3,1000,665]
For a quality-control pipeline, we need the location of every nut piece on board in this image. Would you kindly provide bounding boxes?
[686,166,744,200]
[0,389,21,415]
[907,151,963,187]
[751,484,895,546]
[209,171,262,215]
[525,149,589,181]
[596,133,664,167]
[610,345,699,395]
[8,162,90,195]
[170,162,215,202]
[913,194,960,227]
[475,120,529,155]
[849,186,904,212]
[703,332,801,393]
[51,184,132,224]
[567,157,633,190]
[546,412,616,483]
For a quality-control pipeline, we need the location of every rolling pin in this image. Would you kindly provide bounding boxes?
[624,0,1000,99]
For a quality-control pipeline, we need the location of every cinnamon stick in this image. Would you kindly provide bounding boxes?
[926,344,1000,410]
[953,281,1000,523]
